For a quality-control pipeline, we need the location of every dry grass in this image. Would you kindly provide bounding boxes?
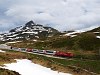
[0,68,20,75]
[0,49,99,75]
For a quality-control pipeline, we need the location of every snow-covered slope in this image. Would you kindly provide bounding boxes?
[2,59,72,75]
[64,26,100,38]
[0,50,6,53]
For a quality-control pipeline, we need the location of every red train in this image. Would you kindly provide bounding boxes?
[12,47,74,58]
[54,51,74,58]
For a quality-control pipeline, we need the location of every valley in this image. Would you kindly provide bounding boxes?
[0,21,100,75]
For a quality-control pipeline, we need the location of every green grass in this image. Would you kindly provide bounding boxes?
[50,58,100,74]
[0,49,100,74]
[27,53,100,74]
[21,51,100,74]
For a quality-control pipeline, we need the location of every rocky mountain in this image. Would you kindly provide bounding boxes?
[0,21,59,41]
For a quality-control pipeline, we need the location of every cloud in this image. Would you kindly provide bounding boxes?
[0,0,100,32]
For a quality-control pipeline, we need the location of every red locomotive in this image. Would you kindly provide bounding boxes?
[54,51,74,58]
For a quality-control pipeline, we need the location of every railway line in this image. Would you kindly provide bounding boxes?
[11,47,74,58]
[0,44,73,60]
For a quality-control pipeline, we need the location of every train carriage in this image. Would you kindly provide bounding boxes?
[26,48,33,52]
[45,50,56,55]
[38,50,46,54]
[20,48,26,51]
[33,49,39,53]
[12,47,20,51]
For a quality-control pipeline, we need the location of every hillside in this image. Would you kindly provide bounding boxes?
[0,68,20,75]
[88,27,100,32]
[0,27,100,75]
[8,26,100,51]
[0,49,100,75]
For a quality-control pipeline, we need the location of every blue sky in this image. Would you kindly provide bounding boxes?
[0,0,100,33]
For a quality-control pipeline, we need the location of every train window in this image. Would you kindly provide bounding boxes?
[39,50,44,52]
[46,51,53,53]
[21,48,26,50]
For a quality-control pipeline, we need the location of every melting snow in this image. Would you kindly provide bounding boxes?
[65,32,79,37]
[22,32,38,34]
[0,50,6,53]
[93,32,100,34]
[64,26,100,37]
[6,41,21,44]
[7,34,19,37]
[2,59,72,75]
[96,36,100,39]
[33,39,37,41]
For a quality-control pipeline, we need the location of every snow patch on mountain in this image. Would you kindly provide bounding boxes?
[64,26,100,37]
[96,36,100,39]
[0,21,59,41]
[22,32,38,34]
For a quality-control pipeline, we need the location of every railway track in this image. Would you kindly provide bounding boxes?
[0,44,73,60]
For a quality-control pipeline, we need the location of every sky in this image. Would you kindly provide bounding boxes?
[0,0,100,32]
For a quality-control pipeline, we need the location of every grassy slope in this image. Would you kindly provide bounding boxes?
[9,32,100,50]
[0,49,100,75]
[0,68,20,75]
[7,33,100,75]
[8,35,100,60]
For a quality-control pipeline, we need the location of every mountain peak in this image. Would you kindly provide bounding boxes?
[0,21,59,41]
[25,20,36,27]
